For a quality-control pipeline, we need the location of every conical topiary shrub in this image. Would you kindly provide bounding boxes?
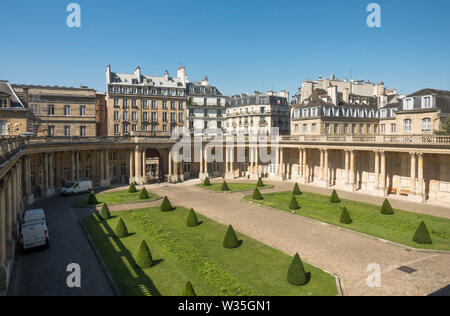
[136,240,153,269]
[287,253,308,286]
[381,199,394,215]
[289,196,300,210]
[100,203,111,220]
[203,177,211,186]
[223,225,240,249]
[182,281,196,296]
[257,178,264,188]
[340,207,352,224]
[88,190,98,205]
[114,218,128,238]
[128,183,138,193]
[221,181,230,191]
[139,188,149,200]
[330,190,340,203]
[413,221,433,245]
[187,208,200,227]
[252,188,263,200]
[293,183,302,195]
[160,196,173,212]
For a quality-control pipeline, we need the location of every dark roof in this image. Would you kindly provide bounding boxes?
[0,81,26,108]
[407,88,450,97]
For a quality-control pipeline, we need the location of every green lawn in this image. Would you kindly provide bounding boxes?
[197,182,272,192]
[83,206,337,296]
[244,191,450,251]
[76,190,160,207]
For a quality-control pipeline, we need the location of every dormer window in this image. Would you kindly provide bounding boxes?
[0,97,8,108]
[380,109,387,118]
[422,96,432,109]
[404,98,413,110]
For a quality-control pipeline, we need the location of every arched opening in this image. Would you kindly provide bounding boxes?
[145,148,161,183]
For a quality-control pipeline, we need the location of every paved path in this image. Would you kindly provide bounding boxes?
[108,180,449,296]
[7,194,115,296]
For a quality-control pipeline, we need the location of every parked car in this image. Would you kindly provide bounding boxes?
[23,209,46,225]
[21,221,49,251]
[60,180,93,196]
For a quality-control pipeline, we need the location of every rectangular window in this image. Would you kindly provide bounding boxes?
[48,125,55,136]
[142,100,148,109]
[381,124,385,133]
[422,118,431,131]
[162,112,168,122]
[114,111,119,121]
[391,124,396,133]
[114,124,119,135]
[303,124,307,132]
[170,112,176,122]
[162,101,167,109]
[80,105,86,116]
[132,124,137,132]
[171,101,176,110]
[132,99,137,108]
[344,124,348,134]
[162,124,167,131]
[178,113,183,123]
[334,124,339,134]
[404,119,412,132]
[178,101,183,110]
[114,99,119,107]
[325,123,330,134]
[123,124,129,134]
[123,99,128,108]
[132,112,137,122]
[152,101,157,109]
[151,112,157,122]
[64,105,71,116]
[142,112,148,122]
[80,126,86,137]
[311,123,316,132]
[123,111,129,121]
[48,104,55,116]
[423,97,432,108]
[64,126,71,136]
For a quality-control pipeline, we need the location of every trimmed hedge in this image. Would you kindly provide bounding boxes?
[128,183,138,193]
[223,225,240,249]
[136,240,153,269]
[287,253,308,286]
[88,191,98,205]
[139,188,149,200]
[381,199,394,215]
[413,221,433,245]
[114,218,128,238]
[187,209,200,227]
[293,183,302,196]
[203,177,211,186]
[100,203,111,220]
[289,196,300,210]
[340,207,352,224]
[252,188,263,200]
[161,196,174,212]
[257,178,264,188]
[330,190,340,203]
[221,181,230,192]
[182,281,196,296]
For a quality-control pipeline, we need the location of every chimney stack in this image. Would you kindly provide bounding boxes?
[201,76,209,86]
[301,81,314,103]
[164,71,169,81]
[134,66,141,83]
[177,66,187,84]
[106,65,111,84]
[327,86,338,105]
[343,87,350,103]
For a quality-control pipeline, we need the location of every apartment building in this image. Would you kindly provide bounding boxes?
[0,80,30,136]
[186,77,228,136]
[12,84,97,137]
[226,91,290,135]
[105,65,187,136]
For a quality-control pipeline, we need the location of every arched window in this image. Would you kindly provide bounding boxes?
[403,119,412,132]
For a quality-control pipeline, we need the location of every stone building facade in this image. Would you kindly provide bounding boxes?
[12,84,97,137]
[0,81,30,136]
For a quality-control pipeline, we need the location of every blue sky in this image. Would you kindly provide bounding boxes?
[1,0,449,96]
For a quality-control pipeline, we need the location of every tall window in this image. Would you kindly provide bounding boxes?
[48,125,55,136]
[64,105,71,116]
[114,124,119,135]
[403,119,412,132]
[142,112,148,122]
[423,96,432,109]
[114,111,119,121]
[64,126,71,136]
[48,104,55,116]
[114,99,119,107]
[80,126,86,137]
[422,118,431,131]
[142,100,148,109]
[170,113,176,122]
[80,105,86,116]
[152,101,157,109]
[123,111,129,121]
[162,101,167,109]
[132,112,137,122]
[404,99,413,110]
[178,113,183,123]
[391,124,396,133]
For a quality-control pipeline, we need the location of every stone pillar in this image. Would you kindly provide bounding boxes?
[410,152,417,197]
[5,175,13,261]
[225,149,229,174]
[100,150,105,180]
[204,148,208,176]
[319,149,324,181]
[0,180,6,291]
[324,149,329,187]
[350,150,356,191]
[43,153,49,190]
[71,151,76,182]
[298,148,303,177]
[76,151,81,181]
[141,149,146,182]
[105,150,110,181]
[129,149,134,184]
[168,151,172,178]
[279,148,284,176]
[173,152,179,182]
[374,151,380,190]
[417,153,424,203]
[302,148,307,183]
[380,151,386,197]
[199,147,203,174]
[344,150,350,185]
[47,153,55,197]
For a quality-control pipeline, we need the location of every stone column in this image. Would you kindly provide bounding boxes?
[134,147,140,183]
[0,180,6,290]
[26,155,32,195]
[204,148,208,175]
[324,149,329,187]
[344,150,350,185]
[141,149,146,181]
[417,153,424,202]
[168,151,172,178]
[255,147,259,175]
[105,150,110,181]
[43,153,49,190]
[173,152,179,180]
[350,150,355,190]
[380,151,386,196]
[303,149,307,183]
[298,148,303,177]
[49,153,54,188]
[374,151,380,190]
[76,151,81,181]
[279,148,284,176]
[319,149,324,181]
[410,153,417,196]
[199,147,203,174]
[225,148,229,173]
[100,150,105,180]
[128,149,134,184]
[5,175,13,260]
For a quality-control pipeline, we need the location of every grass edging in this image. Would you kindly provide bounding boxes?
[74,196,163,209]
[79,218,122,296]
[244,199,450,255]
[197,184,274,194]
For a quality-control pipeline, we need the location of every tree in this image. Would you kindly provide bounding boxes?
[100,203,111,220]
[340,207,352,224]
[139,188,149,200]
[187,209,200,227]
[136,240,153,269]
[182,281,196,296]
[413,221,433,245]
[289,196,300,210]
[160,196,173,212]
[223,225,240,249]
[257,178,264,188]
[87,190,98,205]
[435,117,450,135]
[114,218,128,238]
[221,181,230,191]
[293,183,302,195]
[287,253,308,286]
[252,188,263,200]
[203,177,211,186]
[128,183,138,193]
[330,190,340,203]
[381,199,394,215]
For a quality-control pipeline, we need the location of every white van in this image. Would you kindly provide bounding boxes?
[60,180,93,196]
[23,209,46,225]
[21,221,49,251]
